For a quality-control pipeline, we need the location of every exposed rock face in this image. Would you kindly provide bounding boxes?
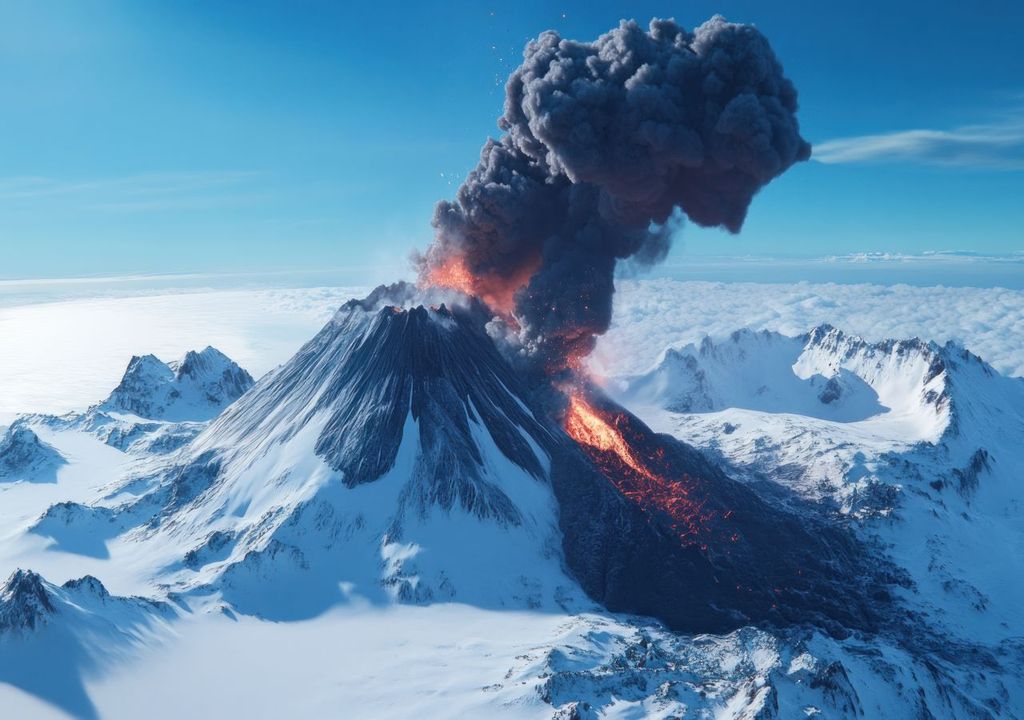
[0,425,65,482]
[101,346,254,421]
[0,570,55,632]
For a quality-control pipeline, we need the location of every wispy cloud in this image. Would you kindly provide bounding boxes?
[813,116,1024,169]
[824,250,1024,264]
[0,171,262,212]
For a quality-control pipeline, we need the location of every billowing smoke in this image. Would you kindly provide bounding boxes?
[419,15,810,374]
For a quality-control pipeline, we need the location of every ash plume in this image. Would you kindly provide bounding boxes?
[419,15,810,374]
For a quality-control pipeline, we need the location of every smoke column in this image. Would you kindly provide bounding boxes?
[419,15,810,374]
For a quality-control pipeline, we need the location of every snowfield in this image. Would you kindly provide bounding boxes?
[1,279,1023,719]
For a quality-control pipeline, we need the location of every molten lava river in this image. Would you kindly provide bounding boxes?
[564,394,717,548]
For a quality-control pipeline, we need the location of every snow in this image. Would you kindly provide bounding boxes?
[614,326,953,446]
[616,325,1024,649]
[0,604,571,720]
[2,279,1024,718]
[100,346,253,422]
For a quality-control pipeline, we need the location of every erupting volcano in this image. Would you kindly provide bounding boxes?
[422,255,538,318]
[400,15,895,635]
[418,15,811,375]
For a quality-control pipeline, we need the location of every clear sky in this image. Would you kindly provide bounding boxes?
[1,0,1022,280]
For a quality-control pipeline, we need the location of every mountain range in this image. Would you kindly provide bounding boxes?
[1,285,1021,719]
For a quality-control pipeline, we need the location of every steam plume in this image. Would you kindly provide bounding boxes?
[419,15,810,373]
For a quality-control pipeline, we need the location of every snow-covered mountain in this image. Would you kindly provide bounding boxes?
[616,325,950,439]
[100,346,254,422]
[19,285,887,635]
[18,346,255,460]
[0,569,172,636]
[615,325,1024,646]
[123,286,578,617]
[0,426,66,483]
[1,291,1022,718]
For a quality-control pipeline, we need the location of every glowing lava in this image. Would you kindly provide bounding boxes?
[420,254,540,317]
[565,395,660,483]
[423,255,475,296]
[564,393,713,545]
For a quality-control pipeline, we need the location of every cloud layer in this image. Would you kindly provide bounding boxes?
[0,287,362,418]
[2,280,1022,421]
[593,279,1024,378]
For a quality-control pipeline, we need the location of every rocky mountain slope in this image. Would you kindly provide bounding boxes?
[0,426,66,483]
[614,325,1024,648]
[101,346,254,422]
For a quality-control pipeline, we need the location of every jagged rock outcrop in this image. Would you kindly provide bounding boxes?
[0,570,55,632]
[0,425,65,482]
[101,346,254,422]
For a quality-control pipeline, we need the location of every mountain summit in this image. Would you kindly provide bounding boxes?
[101,346,254,422]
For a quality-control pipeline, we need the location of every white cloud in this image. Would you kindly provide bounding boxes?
[0,287,362,418]
[813,118,1024,169]
[824,251,1024,264]
[594,279,1024,378]
[1,280,1022,421]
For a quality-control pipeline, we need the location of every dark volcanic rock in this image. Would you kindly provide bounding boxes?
[551,389,903,635]
[0,570,55,631]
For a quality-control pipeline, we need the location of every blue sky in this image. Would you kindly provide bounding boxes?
[1,0,1022,280]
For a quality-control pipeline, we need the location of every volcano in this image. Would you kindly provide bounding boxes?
[106,283,898,634]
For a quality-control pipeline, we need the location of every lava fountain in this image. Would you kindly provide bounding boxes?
[421,254,539,319]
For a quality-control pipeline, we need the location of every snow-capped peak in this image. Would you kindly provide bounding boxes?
[0,424,66,482]
[0,570,54,632]
[99,346,254,422]
[110,286,573,617]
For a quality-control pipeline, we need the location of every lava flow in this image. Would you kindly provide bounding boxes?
[564,393,714,545]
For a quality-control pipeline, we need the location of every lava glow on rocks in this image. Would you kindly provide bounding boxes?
[564,393,714,546]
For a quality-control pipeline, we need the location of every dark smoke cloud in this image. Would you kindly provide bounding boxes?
[419,15,810,373]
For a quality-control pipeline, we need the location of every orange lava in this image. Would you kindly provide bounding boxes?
[421,254,540,317]
[565,396,660,484]
[424,255,476,296]
[564,393,713,544]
